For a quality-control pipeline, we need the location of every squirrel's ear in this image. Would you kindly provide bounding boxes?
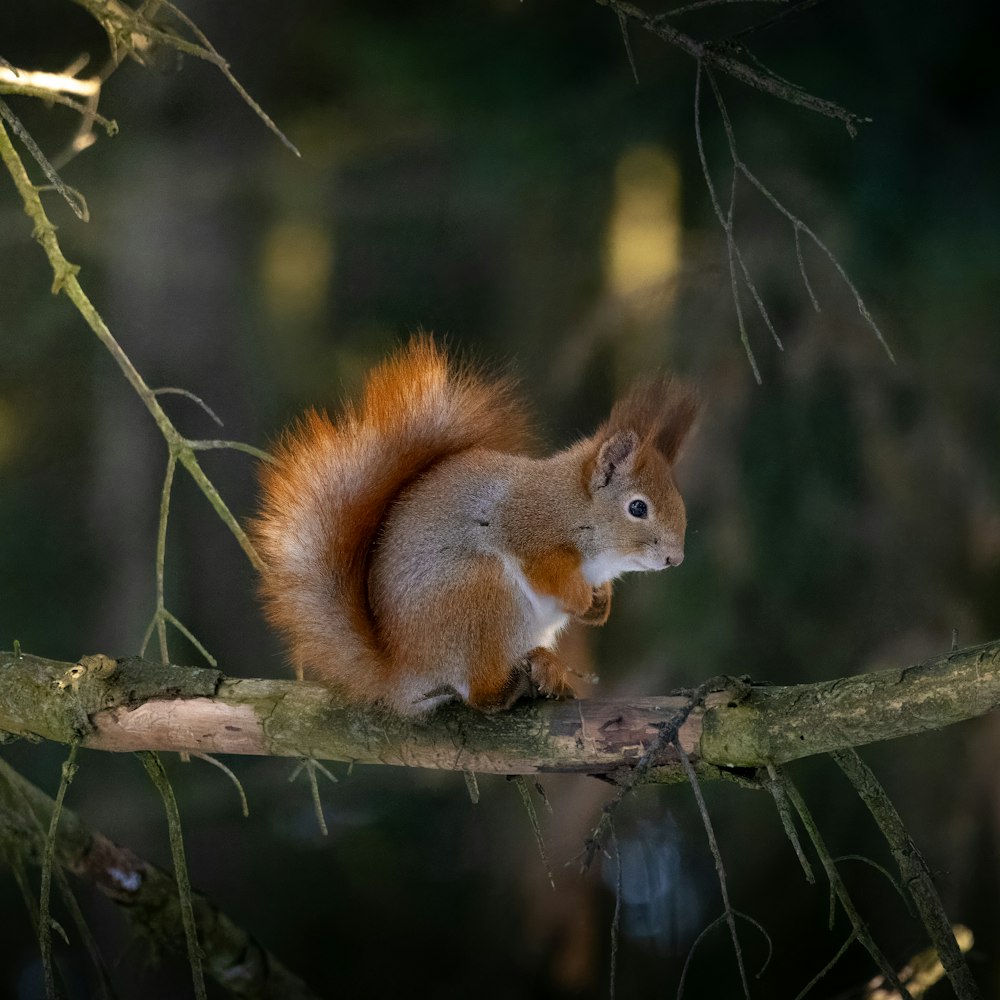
[591,430,638,491]
[655,386,699,464]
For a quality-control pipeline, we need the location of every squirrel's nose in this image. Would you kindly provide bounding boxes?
[665,549,684,568]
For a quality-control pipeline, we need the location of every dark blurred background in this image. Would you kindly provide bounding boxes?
[1,1,999,997]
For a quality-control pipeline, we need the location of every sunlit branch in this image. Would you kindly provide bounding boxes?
[0,65,100,98]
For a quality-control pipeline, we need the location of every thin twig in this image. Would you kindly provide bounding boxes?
[704,68,894,362]
[580,675,742,872]
[677,910,772,999]
[190,753,249,818]
[665,0,789,16]
[188,439,276,463]
[728,0,827,40]
[39,742,79,1000]
[596,0,866,132]
[162,611,218,667]
[138,751,206,1000]
[289,758,338,836]
[153,387,224,427]
[0,117,266,573]
[675,739,750,998]
[831,854,913,915]
[512,775,555,889]
[0,82,116,136]
[693,63,762,381]
[832,749,981,1000]
[0,97,89,220]
[80,0,302,157]
[7,851,40,930]
[615,10,640,84]
[463,770,480,804]
[155,452,175,663]
[783,773,913,999]
[1,756,319,998]
[792,930,857,1000]
[609,818,623,1000]
[764,762,814,883]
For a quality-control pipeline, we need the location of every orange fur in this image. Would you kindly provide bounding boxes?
[250,337,532,705]
[520,547,593,616]
[251,336,697,715]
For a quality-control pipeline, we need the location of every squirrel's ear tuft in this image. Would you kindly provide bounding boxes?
[654,384,699,464]
[591,430,638,491]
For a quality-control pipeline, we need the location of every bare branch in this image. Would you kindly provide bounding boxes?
[153,387,225,427]
[783,773,913,998]
[0,116,266,573]
[69,0,299,156]
[139,751,206,1000]
[0,97,90,220]
[833,749,981,1000]
[0,757,320,999]
[2,642,999,779]
[595,0,867,133]
[676,739,750,997]
[703,67,894,362]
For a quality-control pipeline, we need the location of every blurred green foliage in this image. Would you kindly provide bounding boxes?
[1,0,999,997]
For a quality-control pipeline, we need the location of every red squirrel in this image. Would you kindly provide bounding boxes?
[251,336,697,715]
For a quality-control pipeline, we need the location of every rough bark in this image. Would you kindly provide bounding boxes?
[2,641,998,779]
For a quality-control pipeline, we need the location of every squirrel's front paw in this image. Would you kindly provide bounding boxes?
[575,582,612,626]
[523,647,575,699]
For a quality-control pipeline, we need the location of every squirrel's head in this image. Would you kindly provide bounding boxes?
[580,378,698,584]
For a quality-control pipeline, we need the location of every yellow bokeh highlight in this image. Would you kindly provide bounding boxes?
[260,220,334,325]
[605,144,681,306]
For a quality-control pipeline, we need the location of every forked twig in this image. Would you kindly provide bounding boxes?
[677,910,772,999]
[138,452,218,667]
[579,675,743,873]
[597,0,866,132]
[512,775,555,889]
[0,117,266,575]
[675,739,750,998]
[694,62,892,380]
[703,66,894,363]
[289,758,339,836]
[764,762,814,883]
[69,0,299,156]
[694,64,767,380]
[832,749,980,1000]
[782,772,913,999]
[0,97,89,221]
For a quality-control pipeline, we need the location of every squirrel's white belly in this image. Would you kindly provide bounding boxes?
[502,557,571,650]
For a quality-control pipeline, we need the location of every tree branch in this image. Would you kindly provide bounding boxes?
[0,757,320,999]
[2,641,998,779]
[595,0,868,134]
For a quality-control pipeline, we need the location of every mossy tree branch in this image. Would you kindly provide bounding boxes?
[0,757,320,1000]
[0,111,264,576]
[1,641,998,779]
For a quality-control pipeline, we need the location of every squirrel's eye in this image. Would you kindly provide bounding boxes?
[628,498,648,519]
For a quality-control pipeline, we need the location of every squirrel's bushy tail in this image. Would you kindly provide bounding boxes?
[251,335,533,703]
